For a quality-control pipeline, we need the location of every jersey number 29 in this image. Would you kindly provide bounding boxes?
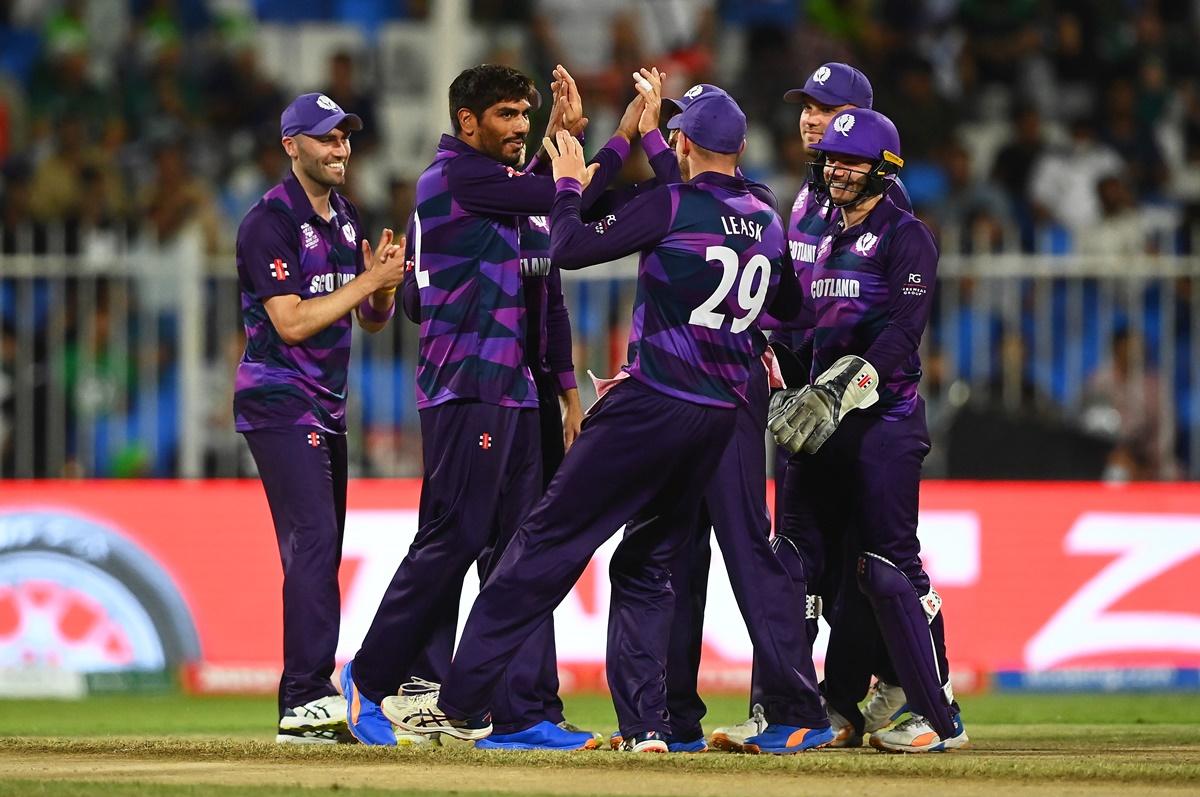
[689,245,770,333]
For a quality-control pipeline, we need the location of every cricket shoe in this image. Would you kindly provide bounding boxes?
[276,694,353,744]
[474,720,598,750]
[616,730,668,753]
[610,731,707,753]
[826,706,863,748]
[743,724,835,754]
[383,687,492,741]
[861,680,908,734]
[870,713,969,753]
[709,702,767,752]
[340,662,399,746]
[558,719,604,747]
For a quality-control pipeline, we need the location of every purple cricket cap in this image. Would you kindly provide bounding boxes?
[280,93,364,138]
[809,108,903,165]
[666,91,746,154]
[783,63,873,109]
[662,83,728,117]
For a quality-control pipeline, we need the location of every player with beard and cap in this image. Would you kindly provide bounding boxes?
[339,64,635,750]
[766,107,969,753]
[236,92,406,744]
[384,86,823,754]
[708,62,913,752]
[592,76,827,755]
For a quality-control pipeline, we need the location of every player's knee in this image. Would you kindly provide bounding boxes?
[856,551,914,599]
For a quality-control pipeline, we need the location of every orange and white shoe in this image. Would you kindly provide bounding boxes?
[870,713,969,753]
[709,703,767,753]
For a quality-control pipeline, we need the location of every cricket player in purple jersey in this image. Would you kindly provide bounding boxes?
[706,63,912,753]
[587,78,828,755]
[235,93,406,744]
[767,107,969,753]
[386,90,824,754]
[340,64,635,750]
[395,213,589,748]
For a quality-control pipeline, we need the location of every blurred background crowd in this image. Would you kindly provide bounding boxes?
[1,0,1198,481]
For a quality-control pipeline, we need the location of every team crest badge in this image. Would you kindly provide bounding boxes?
[529,215,550,233]
[833,113,855,136]
[316,94,340,112]
[812,66,831,85]
[684,84,704,99]
[341,221,356,244]
[854,232,879,256]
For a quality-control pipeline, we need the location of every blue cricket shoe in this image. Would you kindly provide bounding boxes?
[340,661,397,746]
[474,720,598,750]
[743,723,835,754]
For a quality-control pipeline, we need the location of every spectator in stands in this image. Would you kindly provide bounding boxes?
[1098,78,1167,201]
[28,117,127,227]
[1081,328,1179,481]
[1078,175,1148,257]
[990,104,1047,250]
[322,51,378,152]
[1028,116,1124,248]
[925,138,1014,252]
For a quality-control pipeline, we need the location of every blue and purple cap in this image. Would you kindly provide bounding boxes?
[783,63,873,109]
[809,108,903,166]
[280,93,363,138]
[666,86,746,154]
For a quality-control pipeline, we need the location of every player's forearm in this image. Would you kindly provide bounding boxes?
[268,273,384,345]
[550,179,667,269]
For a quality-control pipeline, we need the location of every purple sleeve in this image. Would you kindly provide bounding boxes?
[237,208,303,300]
[544,266,577,391]
[863,219,938,380]
[450,136,631,216]
[643,129,682,184]
[549,178,672,269]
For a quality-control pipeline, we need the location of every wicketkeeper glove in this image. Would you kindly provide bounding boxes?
[767,355,880,455]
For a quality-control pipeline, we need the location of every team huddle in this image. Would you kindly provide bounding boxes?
[234,60,968,757]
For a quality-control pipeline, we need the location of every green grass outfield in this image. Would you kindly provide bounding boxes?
[1,692,1198,796]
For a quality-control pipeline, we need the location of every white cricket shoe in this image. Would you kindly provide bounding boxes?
[862,680,908,733]
[277,694,353,744]
[870,713,969,753]
[826,705,862,748]
[709,703,767,753]
[383,687,492,741]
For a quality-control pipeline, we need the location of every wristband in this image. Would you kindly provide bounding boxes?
[359,293,396,323]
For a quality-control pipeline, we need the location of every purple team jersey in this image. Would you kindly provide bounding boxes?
[408,134,628,409]
[800,194,938,419]
[550,172,792,408]
[234,173,364,434]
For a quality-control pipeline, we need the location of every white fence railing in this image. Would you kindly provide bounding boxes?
[2,238,1198,479]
